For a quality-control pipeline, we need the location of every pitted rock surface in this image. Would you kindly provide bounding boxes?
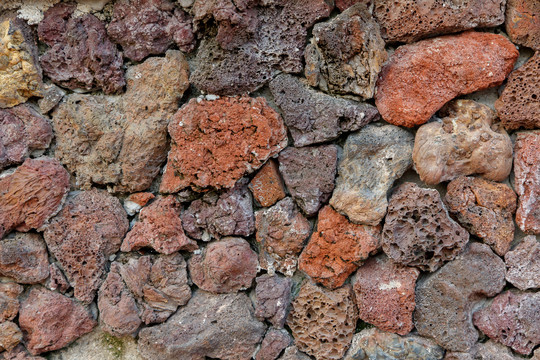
[254,274,292,329]
[0,232,49,284]
[505,235,540,290]
[445,340,527,360]
[46,263,69,294]
[0,282,22,322]
[249,160,286,208]
[256,329,292,360]
[505,0,540,51]
[0,321,22,352]
[514,131,540,234]
[336,0,371,12]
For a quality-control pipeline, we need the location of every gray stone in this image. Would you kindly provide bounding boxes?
[505,235,540,290]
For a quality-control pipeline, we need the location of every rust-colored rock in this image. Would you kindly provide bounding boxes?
[256,329,292,360]
[299,206,380,289]
[375,31,518,127]
[505,0,540,51]
[0,233,49,284]
[249,160,286,208]
[254,274,292,328]
[505,235,540,290]
[0,282,22,322]
[514,131,540,234]
[46,263,69,294]
[0,321,22,352]
[161,96,287,192]
[123,192,155,216]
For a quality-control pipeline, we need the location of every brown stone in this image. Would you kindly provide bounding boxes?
[514,131,540,234]
[123,192,155,216]
[37,83,64,115]
[505,235,540,290]
[299,206,380,289]
[249,160,286,208]
[254,274,292,328]
[46,263,69,294]
[0,233,49,284]
[256,329,292,360]
[375,31,518,127]
[336,0,371,12]
[0,321,22,352]
[0,282,22,323]
[505,0,540,51]
[278,346,311,360]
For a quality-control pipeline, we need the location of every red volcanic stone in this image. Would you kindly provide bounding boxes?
[505,0,540,51]
[0,158,69,239]
[352,255,419,335]
[505,235,540,290]
[336,0,371,11]
[254,274,292,328]
[121,196,197,254]
[123,192,155,216]
[514,131,540,234]
[375,31,518,128]
[0,282,23,322]
[0,233,49,284]
[160,96,287,192]
[18,287,96,355]
[46,263,70,294]
[299,206,380,289]
[256,329,292,360]
[249,160,286,208]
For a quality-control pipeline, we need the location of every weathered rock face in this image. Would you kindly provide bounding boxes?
[256,329,292,360]
[249,160,286,208]
[0,344,46,360]
[446,340,527,360]
[299,206,380,289]
[161,96,287,193]
[382,182,469,272]
[0,233,49,284]
[375,31,518,127]
[52,50,189,193]
[278,346,311,360]
[505,235,540,290]
[0,282,22,323]
[514,131,540,234]
[43,189,129,304]
[505,0,540,51]
[473,291,540,355]
[330,123,414,226]
[445,176,517,256]
[138,290,266,360]
[108,0,195,62]
[38,2,124,94]
[305,4,387,99]
[123,192,155,216]
[46,263,69,294]
[336,0,371,12]
[37,83,64,115]
[287,282,357,360]
[18,287,96,355]
[269,74,379,147]
[255,197,311,277]
[414,243,506,352]
[278,145,338,217]
[0,321,22,352]
[254,274,292,329]
[0,158,69,239]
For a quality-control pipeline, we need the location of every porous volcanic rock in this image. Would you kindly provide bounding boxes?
[514,131,540,234]
[445,340,527,360]
[382,182,469,271]
[287,282,357,360]
[0,158,69,239]
[445,176,517,256]
[505,0,540,51]
[255,197,311,276]
[43,189,129,303]
[278,145,338,217]
[330,123,414,225]
[249,160,286,208]
[375,31,518,127]
[505,235,540,290]
[254,274,292,328]
[414,243,506,352]
[46,263,69,294]
[256,329,292,360]
[299,206,380,289]
[0,282,22,322]
[138,290,266,360]
[0,233,49,284]
[123,192,155,216]
[269,74,379,147]
[161,96,287,192]
[0,321,22,352]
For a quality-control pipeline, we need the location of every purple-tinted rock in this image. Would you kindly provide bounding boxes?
[254,274,292,328]
[446,340,527,360]
[505,235,540,290]
[0,233,49,284]
[0,282,22,322]
[256,329,292,360]
[0,344,46,360]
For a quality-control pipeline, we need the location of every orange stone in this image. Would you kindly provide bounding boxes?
[505,0,540,51]
[249,160,286,208]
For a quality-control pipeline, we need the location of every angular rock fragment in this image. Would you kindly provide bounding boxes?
[505,235,540,290]
[123,192,154,216]
[505,0,540,51]
[446,340,527,360]
[0,321,22,352]
[375,31,518,127]
[0,344,46,360]
[254,274,292,328]
[269,74,379,147]
[278,346,311,360]
[514,131,540,234]
[256,329,292,360]
[37,83,64,114]
[0,282,22,323]
[0,233,49,284]
[249,160,286,208]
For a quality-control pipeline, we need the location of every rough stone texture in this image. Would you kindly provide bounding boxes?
[108,0,195,62]
[382,182,469,272]
[514,131,540,234]
[161,96,287,193]
[188,237,258,293]
[0,158,69,239]
[344,328,444,360]
[445,176,517,256]
[299,206,380,289]
[255,197,311,276]
[0,233,49,284]
[37,83,64,114]
[269,74,379,147]
[254,274,292,328]
[278,145,338,217]
[43,189,129,304]
[495,52,540,130]
[373,0,506,43]
[0,321,22,352]
[0,344,46,360]
[256,329,292,360]
[505,0,540,51]
[0,282,22,322]
[181,178,255,241]
[18,287,96,355]
[352,255,420,335]
[121,196,197,254]
[0,105,53,170]
[446,340,530,360]
[46,263,69,294]
[249,160,286,208]
[330,123,414,225]
[138,290,266,360]
[505,235,540,290]
[375,31,519,127]
[123,192,154,216]
[336,0,371,12]
[52,50,189,193]
[287,282,357,360]
[414,243,507,352]
[304,4,387,99]
[278,346,311,360]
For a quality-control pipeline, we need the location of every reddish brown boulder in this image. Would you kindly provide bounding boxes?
[0,233,49,284]
[254,274,292,328]
[0,282,22,322]
[505,0,540,51]
[375,31,518,127]
[256,329,292,360]
[0,321,22,352]
[161,96,287,192]
[299,206,380,289]
[249,160,286,208]
[123,192,155,216]
[514,131,540,234]
[505,235,540,290]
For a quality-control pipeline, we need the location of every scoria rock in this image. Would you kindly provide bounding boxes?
[249,160,286,207]
[505,0,540,51]
[0,158,69,239]
[46,263,69,294]
[304,4,387,99]
[414,243,506,352]
[0,282,22,322]
[0,233,49,284]
[0,321,22,352]
[382,182,469,272]
[43,189,129,303]
[278,145,338,217]
[287,282,358,360]
[330,123,414,226]
[138,290,266,360]
[254,274,292,328]
[375,31,518,127]
[269,74,379,147]
[255,197,311,276]
[445,176,517,256]
[161,96,287,192]
[256,329,292,360]
[18,287,96,355]
[446,340,530,360]
[336,0,371,12]
[123,192,154,216]
[505,236,540,290]
[52,50,189,192]
[514,131,540,234]
[299,206,380,289]
[473,291,540,355]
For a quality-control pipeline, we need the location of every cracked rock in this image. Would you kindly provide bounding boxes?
[505,0,540,51]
